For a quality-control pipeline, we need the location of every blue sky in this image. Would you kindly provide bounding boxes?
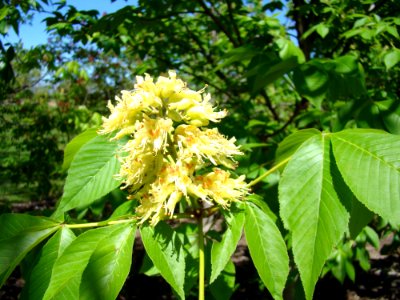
[4,0,134,48]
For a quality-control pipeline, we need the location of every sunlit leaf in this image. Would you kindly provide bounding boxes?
[331,129,400,225]
[80,223,136,300]
[0,214,59,287]
[43,224,133,299]
[27,227,76,299]
[244,202,289,300]
[54,134,123,217]
[279,134,349,300]
[210,208,244,283]
[62,127,99,171]
[140,223,185,299]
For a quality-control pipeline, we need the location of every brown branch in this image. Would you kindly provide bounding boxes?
[196,0,239,47]
[225,0,243,45]
[266,98,308,138]
[180,20,231,84]
[260,89,279,121]
[292,0,311,60]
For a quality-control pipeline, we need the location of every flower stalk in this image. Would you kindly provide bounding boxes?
[197,211,205,300]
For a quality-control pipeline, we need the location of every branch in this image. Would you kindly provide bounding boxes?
[196,0,239,47]
[292,0,312,60]
[225,0,243,45]
[266,98,308,138]
[260,89,280,121]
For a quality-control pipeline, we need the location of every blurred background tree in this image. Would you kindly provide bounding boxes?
[1,0,399,218]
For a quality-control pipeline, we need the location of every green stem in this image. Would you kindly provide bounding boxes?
[246,157,291,187]
[198,213,205,300]
[64,218,135,229]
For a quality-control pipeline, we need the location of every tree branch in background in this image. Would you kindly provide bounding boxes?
[260,89,280,121]
[292,0,311,60]
[197,0,240,47]
[225,0,243,45]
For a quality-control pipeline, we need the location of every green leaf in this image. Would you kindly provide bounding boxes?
[80,223,136,300]
[331,129,400,225]
[244,202,289,300]
[384,48,400,70]
[293,63,329,107]
[316,23,329,38]
[140,223,185,299]
[348,198,374,239]
[27,227,76,299]
[215,45,258,71]
[209,260,235,300]
[109,199,136,219]
[364,226,380,250]
[0,214,59,287]
[175,223,199,294]
[279,134,349,300]
[62,127,99,171]
[54,134,123,217]
[276,38,305,64]
[43,224,132,299]
[210,208,245,283]
[275,129,321,165]
[250,57,298,93]
[246,194,277,222]
[330,158,374,239]
[293,56,365,107]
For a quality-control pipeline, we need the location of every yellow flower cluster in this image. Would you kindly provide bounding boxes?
[100,71,248,225]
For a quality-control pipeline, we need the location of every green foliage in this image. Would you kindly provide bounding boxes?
[244,202,289,300]
[1,0,400,299]
[54,133,124,218]
[331,129,400,224]
[0,214,59,286]
[140,223,186,299]
[210,208,245,284]
[43,223,135,299]
[25,227,76,299]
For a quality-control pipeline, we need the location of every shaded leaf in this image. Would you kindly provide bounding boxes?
[209,260,235,300]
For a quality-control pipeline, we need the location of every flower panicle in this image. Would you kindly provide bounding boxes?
[100,71,248,225]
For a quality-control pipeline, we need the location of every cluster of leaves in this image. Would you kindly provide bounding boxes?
[0,0,400,299]
[1,125,399,300]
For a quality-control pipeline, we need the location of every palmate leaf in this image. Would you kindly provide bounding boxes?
[43,223,135,299]
[279,134,349,300]
[244,202,289,300]
[210,208,245,284]
[140,223,186,299]
[331,129,400,225]
[0,214,59,287]
[54,134,123,217]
